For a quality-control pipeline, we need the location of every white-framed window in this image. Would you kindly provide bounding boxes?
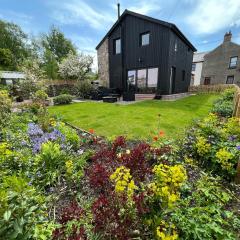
[229,56,238,68]
[140,32,150,46]
[114,38,121,54]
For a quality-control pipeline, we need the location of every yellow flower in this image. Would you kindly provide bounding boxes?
[110,166,138,199]
[150,164,187,208]
[216,148,233,170]
[156,222,178,240]
[196,136,211,156]
[65,160,73,175]
[49,118,57,127]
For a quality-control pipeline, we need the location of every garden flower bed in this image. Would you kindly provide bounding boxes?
[0,88,240,240]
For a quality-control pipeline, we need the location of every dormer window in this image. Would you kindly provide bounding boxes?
[229,56,238,68]
[114,38,121,54]
[140,32,150,46]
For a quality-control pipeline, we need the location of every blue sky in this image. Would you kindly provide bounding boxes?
[1,0,240,69]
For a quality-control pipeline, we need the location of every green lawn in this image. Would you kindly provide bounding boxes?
[49,94,219,140]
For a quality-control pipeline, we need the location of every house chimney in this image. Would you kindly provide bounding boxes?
[224,31,232,42]
[117,2,120,19]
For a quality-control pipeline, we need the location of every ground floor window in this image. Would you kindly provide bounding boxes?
[204,77,211,85]
[226,75,234,84]
[127,68,158,92]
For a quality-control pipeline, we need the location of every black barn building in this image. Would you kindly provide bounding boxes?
[96,10,196,97]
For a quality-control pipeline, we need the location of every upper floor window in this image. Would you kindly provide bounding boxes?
[229,56,238,68]
[192,63,196,71]
[140,32,150,46]
[174,41,178,52]
[114,38,121,54]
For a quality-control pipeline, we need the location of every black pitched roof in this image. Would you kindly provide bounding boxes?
[96,10,197,52]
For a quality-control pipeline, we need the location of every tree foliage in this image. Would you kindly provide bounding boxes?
[0,48,15,70]
[41,26,76,63]
[58,52,93,80]
[0,20,30,69]
[43,50,59,80]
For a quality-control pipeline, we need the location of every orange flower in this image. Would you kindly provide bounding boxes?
[153,136,159,141]
[89,128,94,134]
[159,130,165,137]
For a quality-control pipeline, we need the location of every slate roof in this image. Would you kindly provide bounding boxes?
[96,10,197,51]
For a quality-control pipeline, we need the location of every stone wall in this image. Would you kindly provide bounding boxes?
[201,35,240,85]
[97,38,109,87]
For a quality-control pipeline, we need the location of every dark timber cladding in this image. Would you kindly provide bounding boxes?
[96,10,196,95]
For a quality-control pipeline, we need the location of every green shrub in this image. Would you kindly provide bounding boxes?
[0,90,12,127]
[211,100,233,117]
[56,122,80,150]
[211,88,235,117]
[33,90,48,104]
[182,113,240,180]
[34,141,66,187]
[75,80,93,99]
[0,175,54,239]
[53,94,72,105]
[171,174,240,240]
[17,80,39,100]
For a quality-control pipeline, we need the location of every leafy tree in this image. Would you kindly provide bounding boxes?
[0,20,29,69]
[43,50,59,80]
[58,51,93,80]
[41,26,76,63]
[0,48,15,70]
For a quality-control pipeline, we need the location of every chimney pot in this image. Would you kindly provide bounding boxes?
[224,31,232,42]
[117,3,120,19]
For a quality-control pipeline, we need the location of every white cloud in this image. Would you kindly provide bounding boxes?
[0,10,33,33]
[51,0,115,30]
[111,0,162,16]
[186,0,240,35]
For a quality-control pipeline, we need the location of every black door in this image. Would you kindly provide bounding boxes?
[170,67,176,94]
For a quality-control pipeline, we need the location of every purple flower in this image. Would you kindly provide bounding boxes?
[27,123,68,153]
[229,135,237,141]
[236,145,240,151]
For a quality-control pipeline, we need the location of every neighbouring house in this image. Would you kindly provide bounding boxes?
[96,9,196,98]
[191,52,208,86]
[0,71,25,85]
[201,32,240,85]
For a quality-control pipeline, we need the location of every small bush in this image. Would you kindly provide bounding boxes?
[75,80,94,99]
[211,88,235,117]
[0,90,12,127]
[53,94,72,105]
[33,90,48,104]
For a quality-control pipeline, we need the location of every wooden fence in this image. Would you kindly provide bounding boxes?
[188,84,235,93]
[233,84,240,118]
